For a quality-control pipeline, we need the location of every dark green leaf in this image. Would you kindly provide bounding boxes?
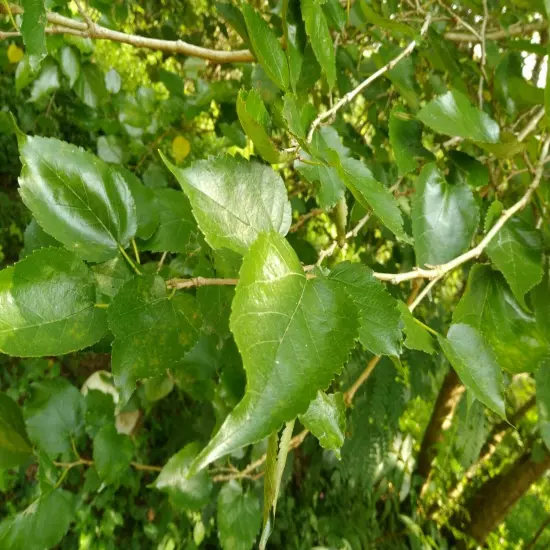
[162,154,291,255]
[188,232,358,474]
[93,423,133,484]
[216,2,251,48]
[20,0,47,71]
[412,164,479,266]
[17,134,137,262]
[448,151,489,189]
[25,379,85,456]
[397,302,436,354]
[140,188,197,253]
[92,256,133,303]
[301,0,336,88]
[438,324,505,418]
[454,265,547,373]
[242,4,289,91]
[0,392,33,469]
[0,489,75,550]
[417,89,500,143]
[108,275,201,403]
[299,391,346,458]
[532,262,550,342]
[335,156,410,242]
[217,480,261,550]
[74,63,108,108]
[486,217,543,307]
[21,219,60,258]
[153,442,213,510]
[0,249,108,356]
[329,262,402,356]
[389,106,433,176]
[59,45,80,88]
[536,357,550,451]
[237,89,281,163]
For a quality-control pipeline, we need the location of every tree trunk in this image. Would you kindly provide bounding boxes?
[453,448,550,546]
[415,369,464,480]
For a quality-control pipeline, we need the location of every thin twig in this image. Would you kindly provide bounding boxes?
[409,276,442,313]
[478,0,489,108]
[306,15,432,142]
[289,208,324,233]
[517,107,545,143]
[344,355,381,405]
[53,458,161,473]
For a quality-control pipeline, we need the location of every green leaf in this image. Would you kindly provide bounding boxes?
[282,94,312,141]
[301,0,336,88]
[188,232,358,474]
[74,62,108,108]
[17,134,137,262]
[237,89,281,164]
[536,357,550,451]
[448,151,489,189]
[335,156,410,242]
[242,4,289,91]
[140,188,197,253]
[417,89,500,143]
[397,301,436,354]
[438,324,506,418]
[0,489,75,550]
[92,256,133,303]
[162,154,291,255]
[486,217,543,308]
[412,164,479,266]
[454,265,547,373]
[20,0,47,72]
[93,423,133,484]
[97,135,127,165]
[25,379,85,456]
[532,263,550,342]
[216,2,251,48]
[0,249,108,356]
[217,480,261,550]
[328,262,402,356]
[105,68,122,94]
[299,391,346,458]
[29,58,60,103]
[153,442,213,510]
[15,56,33,94]
[0,392,33,469]
[21,219,60,258]
[59,45,80,88]
[389,106,433,176]
[108,275,201,403]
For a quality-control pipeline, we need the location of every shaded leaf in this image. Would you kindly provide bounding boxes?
[412,164,478,266]
[417,89,500,143]
[536,357,550,451]
[59,45,80,88]
[299,391,346,458]
[74,63,108,108]
[438,324,505,418]
[397,301,436,354]
[162,154,291,255]
[0,249,108,356]
[188,232,358,474]
[93,423,133,484]
[532,262,550,342]
[329,261,402,356]
[17,134,137,262]
[92,256,132,303]
[153,442,212,510]
[0,392,33,469]
[21,219,60,258]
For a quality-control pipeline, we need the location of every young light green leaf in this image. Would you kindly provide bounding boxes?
[536,357,550,451]
[153,442,213,510]
[454,265,547,374]
[438,324,506,418]
[140,188,197,253]
[0,248,108,357]
[93,424,133,484]
[486,216,543,308]
[329,262,402,356]
[242,4,289,91]
[417,89,500,143]
[0,392,33,469]
[335,156,410,242]
[237,89,281,164]
[301,0,336,88]
[217,480,261,550]
[299,391,346,458]
[161,154,291,255]
[25,379,85,456]
[20,0,47,72]
[389,106,433,176]
[108,275,201,404]
[17,135,137,262]
[397,302,436,355]
[188,232,359,475]
[59,45,80,88]
[0,489,75,550]
[412,164,479,266]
